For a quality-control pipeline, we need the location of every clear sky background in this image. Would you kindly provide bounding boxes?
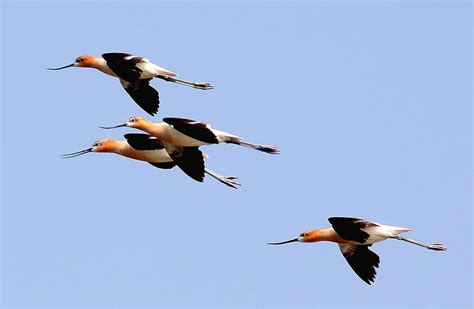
[1,1,471,308]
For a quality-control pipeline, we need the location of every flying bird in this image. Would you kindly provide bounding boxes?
[48,53,213,116]
[62,133,240,189]
[268,217,446,284]
[100,116,280,154]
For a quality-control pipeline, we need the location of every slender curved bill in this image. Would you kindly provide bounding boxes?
[61,148,92,158]
[267,238,298,245]
[47,63,74,70]
[99,124,127,129]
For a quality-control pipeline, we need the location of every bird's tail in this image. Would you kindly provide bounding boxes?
[389,226,412,236]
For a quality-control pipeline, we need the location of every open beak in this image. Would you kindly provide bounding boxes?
[99,123,127,129]
[47,63,74,70]
[61,148,92,158]
[267,238,298,245]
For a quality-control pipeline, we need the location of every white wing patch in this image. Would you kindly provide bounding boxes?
[123,55,137,61]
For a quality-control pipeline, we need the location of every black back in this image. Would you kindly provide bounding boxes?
[328,217,371,243]
[124,133,165,150]
[102,53,144,82]
[163,117,219,144]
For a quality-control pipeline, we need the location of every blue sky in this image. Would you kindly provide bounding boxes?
[1,1,471,308]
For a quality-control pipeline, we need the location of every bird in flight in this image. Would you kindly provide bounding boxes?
[268,217,446,284]
[62,133,239,189]
[48,53,213,116]
[100,116,280,154]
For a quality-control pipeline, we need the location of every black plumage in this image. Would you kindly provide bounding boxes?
[120,79,159,116]
[328,217,372,244]
[148,162,176,169]
[124,134,165,150]
[102,53,144,82]
[163,118,219,144]
[339,244,380,285]
[103,53,159,116]
[166,146,205,182]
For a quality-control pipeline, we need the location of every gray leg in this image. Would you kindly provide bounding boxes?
[391,235,446,251]
[223,137,280,154]
[204,168,241,189]
[157,75,214,90]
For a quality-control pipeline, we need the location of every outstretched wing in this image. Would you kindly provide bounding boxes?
[165,144,205,182]
[163,117,219,144]
[119,79,159,116]
[124,133,165,150]
[102,53,146,82]
[328,217,379,244]
[339,244,380,285]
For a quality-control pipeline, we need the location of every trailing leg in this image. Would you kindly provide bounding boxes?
[224,137,280,154]
[157,75,213,90]
[391,235,446,251]
[205,168,241,189]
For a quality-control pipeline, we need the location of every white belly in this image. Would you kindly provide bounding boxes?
[363,224,411,245]
[142,149,173,162]
[136,62,176,79]
[168,127,212,147]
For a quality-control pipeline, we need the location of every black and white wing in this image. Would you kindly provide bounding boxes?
[164,144,205,182]
[123,134,176,169]
[339,244,380,285]
[124,133,165,150]
[102,53,146,82]
[163,118,219,144]
[119,79,159,116]
[102,53,159,116]
[148,161,176,169]
[328,217,379,244]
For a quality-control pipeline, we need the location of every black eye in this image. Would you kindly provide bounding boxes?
[129,118,135,123]
[300,233,305,237]
[93,143,98,147]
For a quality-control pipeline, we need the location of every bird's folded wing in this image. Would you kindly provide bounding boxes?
[102,53,144,82]
[148,162,176,169]
[120,79,159,116]
[163,118,219,144]
[124,133,165,150]
[164,144,205,182]
[339,244,380,285]
[328,217,378,243]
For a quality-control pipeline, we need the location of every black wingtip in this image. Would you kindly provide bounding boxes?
[174,147,206,183]
[121,79,160,116]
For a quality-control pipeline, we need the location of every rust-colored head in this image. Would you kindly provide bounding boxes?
[297,230,322,243]
[73,55,96,68]
[125,116,150,130]
[47,55,97,70]
[90,139,120,153]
